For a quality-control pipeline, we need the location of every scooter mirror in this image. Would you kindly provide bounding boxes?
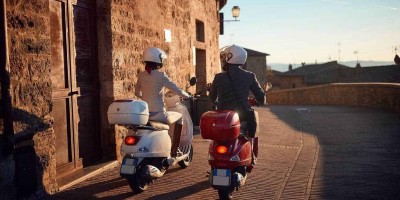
[189,77,197,86]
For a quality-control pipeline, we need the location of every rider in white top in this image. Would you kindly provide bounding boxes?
[135,47,190,156]
[135,70,190,124]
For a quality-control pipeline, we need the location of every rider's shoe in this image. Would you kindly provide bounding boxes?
[176,148,183,157]
[251,151,257,165]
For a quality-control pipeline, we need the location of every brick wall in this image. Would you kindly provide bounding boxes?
[96,0,221,160]
[279,76,305,89]
[3,0,222,196]
[6,0,57,195]
[267,83,400,113]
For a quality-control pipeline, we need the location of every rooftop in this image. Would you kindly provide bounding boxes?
[282,61,400,84]
[244,48,270,56]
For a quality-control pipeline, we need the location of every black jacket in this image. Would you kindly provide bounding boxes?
[209,65,265,121]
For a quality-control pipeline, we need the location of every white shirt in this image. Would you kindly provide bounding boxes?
[135,70,190,113]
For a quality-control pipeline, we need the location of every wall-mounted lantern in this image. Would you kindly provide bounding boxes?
[231,6,240,21]
[220,6,241,35]
[224,6,240,22]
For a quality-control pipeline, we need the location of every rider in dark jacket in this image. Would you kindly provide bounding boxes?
[209,45,265,122]
[209,45,266,165]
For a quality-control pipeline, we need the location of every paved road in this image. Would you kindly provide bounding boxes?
[54,105,400,199]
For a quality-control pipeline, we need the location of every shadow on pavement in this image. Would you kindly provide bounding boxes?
[54,177,128,199]
[147,180,210,200]
[265,105,400,199]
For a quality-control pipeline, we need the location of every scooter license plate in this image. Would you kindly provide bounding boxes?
[120,157,137,175]
[212,169,231,186]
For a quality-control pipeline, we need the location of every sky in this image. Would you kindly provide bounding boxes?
[219,0,400,67]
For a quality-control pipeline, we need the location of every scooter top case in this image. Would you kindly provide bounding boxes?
[107,99,149,125]
[200,110,241,141]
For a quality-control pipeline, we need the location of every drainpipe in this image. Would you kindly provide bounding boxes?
[1,0,14,157]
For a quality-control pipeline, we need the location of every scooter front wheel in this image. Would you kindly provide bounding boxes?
[178,144,193,168]
[218,187,234,200]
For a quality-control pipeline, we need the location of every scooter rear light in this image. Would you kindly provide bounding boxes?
[216,145,228,154]
[125,136,140,145]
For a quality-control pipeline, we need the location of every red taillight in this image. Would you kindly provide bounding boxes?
[216,145,228,154]
[125,136,140,145]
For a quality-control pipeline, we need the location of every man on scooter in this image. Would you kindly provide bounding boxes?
[135,47,191,157]
[208,45,266,164]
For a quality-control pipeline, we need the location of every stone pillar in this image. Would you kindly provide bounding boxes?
[0,0,16,197]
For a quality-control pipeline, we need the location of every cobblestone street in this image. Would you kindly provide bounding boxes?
[54,105,400,199]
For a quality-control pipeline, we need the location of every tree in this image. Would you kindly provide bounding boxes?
[395,54,400,66]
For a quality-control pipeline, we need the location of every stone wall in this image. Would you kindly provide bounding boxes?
[267,83,400,113]
[6,0,57,196]
[3,0,222,197]
[246,56,267,87]
[97,0,221,160]
[279,76,305,89]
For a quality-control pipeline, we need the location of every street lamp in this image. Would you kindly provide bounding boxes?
[231,6,240,21]
[220,6,241,35]
[224,6,241,22]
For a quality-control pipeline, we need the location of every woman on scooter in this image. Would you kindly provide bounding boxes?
[135,47,191,156]
[208,45,266,162]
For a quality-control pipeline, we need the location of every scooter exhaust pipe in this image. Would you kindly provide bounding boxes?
[146,165,165,178]
[167,152,189,166]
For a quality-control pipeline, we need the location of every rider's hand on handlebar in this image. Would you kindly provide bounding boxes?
[206,83,212,91]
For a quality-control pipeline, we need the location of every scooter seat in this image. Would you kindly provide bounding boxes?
[148,121,170,130]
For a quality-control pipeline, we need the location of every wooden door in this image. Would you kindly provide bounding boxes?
[50,0,80,176]
[195,49,207,94]
[73,0,101,166]
[50,0,100,177]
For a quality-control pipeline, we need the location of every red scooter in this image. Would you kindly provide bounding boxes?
[200,110,259,200]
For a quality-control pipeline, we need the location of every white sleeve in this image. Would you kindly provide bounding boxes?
[162,72,190,98]
[135,76,142,98]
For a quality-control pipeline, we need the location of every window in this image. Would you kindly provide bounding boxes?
[195,20,205,42]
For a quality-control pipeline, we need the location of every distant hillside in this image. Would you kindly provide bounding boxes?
[270,60,396,72]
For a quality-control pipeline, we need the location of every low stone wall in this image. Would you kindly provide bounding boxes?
[266,83,400,113]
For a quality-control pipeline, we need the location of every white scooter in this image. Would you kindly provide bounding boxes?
[107,85,195,193]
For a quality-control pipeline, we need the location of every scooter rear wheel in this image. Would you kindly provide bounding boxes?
[127,173,150,193]
[218,187,234,200]
[178,144,193,168]
[127,159,151,193]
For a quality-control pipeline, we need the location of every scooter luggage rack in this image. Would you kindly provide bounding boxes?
[122,121,170,131]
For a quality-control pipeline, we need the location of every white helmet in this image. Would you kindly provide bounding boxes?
[220,45,247,65]
[143,47,167,64]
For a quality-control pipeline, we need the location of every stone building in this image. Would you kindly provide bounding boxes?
[278,75,305,89]
[243,47,270,87]
[0,0,226,197]
[280,61,400,88]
